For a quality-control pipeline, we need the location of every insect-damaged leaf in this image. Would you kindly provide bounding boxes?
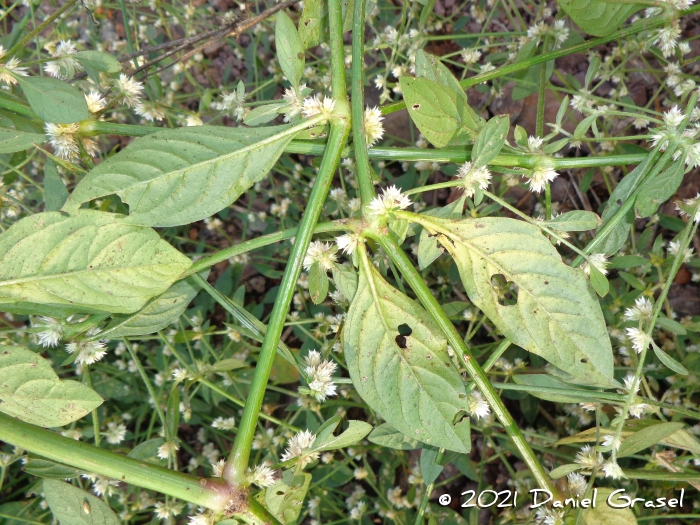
[429,216,615,386]
[44,479,120,525]
[0,211,191,316]
[344,258,471,453]
[62,125,295,227]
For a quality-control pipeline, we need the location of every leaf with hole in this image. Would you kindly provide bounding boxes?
[556,0,645,37]
[62,125,297,227]
[400,76,482,148]
[0,128,45,154]
[0,345,103,427]
[16,76,89,124]
[344,257,472,452]
[428,216,615,385]
[0,211,191,316]
[43,479,120,525]
[258,470,312,525]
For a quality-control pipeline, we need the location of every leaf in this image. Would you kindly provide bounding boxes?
[331,264,358,302]
[367,423,421,450]
[400,76,482,148]
[636,158,685,218]
[0,128,45,154]
[430,216,615,385]
[313,420,372,452]
[512,374,602,403]
[588,263,609,297]
[344,259,472,453]
[44,160,69,212]
[74,51,121,73]
[43,479,120,525]
[583,488,638,525]
[653,344,688,375]
[260,470,311,525]
[557,0,644,37]
[471,115,509,167]
[275,12,304,87]
[0,211,191,316]
[16,76,89,124]
[618,422,685,458]
[549,463,582,479]
[62,125,295,227]
[544,210,600,232]
[420,446,443,485]
[417,229,444,270]
[244,102,286,126]
[0,345,103,427]
[655,317,687,336]
[308,262,329,304]
[126,438,166,466]
[24,458,82,479]
[297,0,372,49]
[99,276,202,338]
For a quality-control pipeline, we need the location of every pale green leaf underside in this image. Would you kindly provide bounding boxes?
[16,76,89,124]
[260,470,311,525]
[556,0,644,37]
[345,263,471,453]
[44,479,120,525]
[63,126,294,227]
[0,128,45,154]
[434,216,614,385]
[0,211,191,316]
[0,345,103,427]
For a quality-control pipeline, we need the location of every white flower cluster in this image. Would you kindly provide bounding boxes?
[677,193,700,223]
[364,106,384,146]
[303,241,338,271]
[0,45,27,86]
[44,40,82,79]
[527,20,569,49]
[366,185,412,218]
[466,390,490,420]
[247,463,276,487]
[582,253,609,276]
[65,337,107,366]
[457,161,491,197]
[302,349,338,402]
[650,105,700,169]
[301,94,336,119]
[280,429,319,468]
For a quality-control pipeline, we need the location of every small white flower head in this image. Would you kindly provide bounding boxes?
[366,185,412,218]
[102,422,127,444]
[157,441,179,459]
[44,40,82,79]
[601,433,621,451]
[0,48,28,85]
[527,166,559,193]
[302,350,338,402]
[467,390,491,420]
[684,144,700,170]
[457,161,491,197]
[45,122,80,160]
[601,460,625,479]
[154,500,184,520]
[35,316,63,347]
[303,240,338,271]
[172,368,188,382]
[574,444,602,469]
[211,458,226,477]
[113,73,144,108]
[248,463,277,487]
[624,296,653,321]
[668,239,694,263]
[652,22,682,57]
[188,511,214,525]
[626,327,650,354]
[336,232,360,255]
[212,416,236,430]
[623,373,640,394]
[535,506,565,525]
[628,402,649,418]
[663,105,685,129]
[302,94,336,119]
[364,106,384,146]
[582,253,609,276]
[282,84,305,122]
[281,429,319,468]
[461,49,482,65]
[527,135,544,153]
[84,91,105,114]
[135,100,166,121]
[185,114,203,126]
[676,193,700,223]
[567,472,587,498]
[65,339,107,366]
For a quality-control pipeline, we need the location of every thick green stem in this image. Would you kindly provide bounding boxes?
[7,0,78,57]
[371,233,560,499]
[0,412,225,510]
[350,0,375,206]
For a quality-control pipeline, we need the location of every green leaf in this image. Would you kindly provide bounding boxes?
[0,211,191,316]
[652,344,688,375]
[400,76,482,148]
[126,438,166,466]
[44,160,69,212]
[275,12,304,87]
[549,463,582,479]
[63,125,296,227]
[16,76,89,124]
[367,423,421,450]
[588,263,609,297]
[260,470,311,525]
[655,317,687,336]
[417,228,444,270]
[313,420,372,452]
[0,128,45,154]
[308,262,329,304]
[74,51,121,73]
[618,422,685,458]
[420,446,443,485]
[244,102,286,126]
[557,0,644,37]
[608,255,648,269]
[512,374,595,403]
[471,115,509,167]
[99,276,202,338]
[583,488,638,525]
[544,210,600,232]
[43,479,120,525]
[0,345,103,427]
[430,216,615,385]
[636,158,685,218]
[24,458,82,479]
[331,264,358,302]
[345,259,472,452]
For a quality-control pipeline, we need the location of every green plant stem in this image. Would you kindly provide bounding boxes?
[83,365,100,447]
[380,5,700,115]
[123,338,167,432]
[350,0,375,207]
[413,449,444,525]
[0,412,225,510]
[6,0,78,57]
[371,233,560,499]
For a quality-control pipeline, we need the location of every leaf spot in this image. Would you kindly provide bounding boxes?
[412,103,420,110]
